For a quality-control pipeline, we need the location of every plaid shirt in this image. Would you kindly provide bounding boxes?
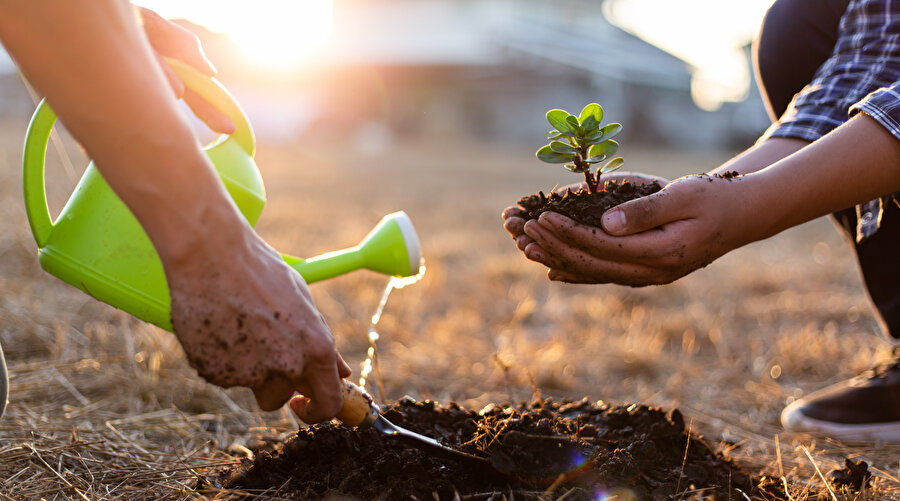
[762,0,900,242]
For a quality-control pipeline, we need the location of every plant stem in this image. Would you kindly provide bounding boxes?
[576,142,596,193]
[584,170,595,193]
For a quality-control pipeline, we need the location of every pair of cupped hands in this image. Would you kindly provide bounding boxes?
[501,172,759,287]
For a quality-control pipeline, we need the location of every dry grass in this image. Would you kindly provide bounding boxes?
[0,114,898,499]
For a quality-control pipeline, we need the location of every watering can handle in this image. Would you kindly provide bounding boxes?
[22,57,255,247]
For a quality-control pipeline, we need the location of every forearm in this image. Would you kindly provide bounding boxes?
[710,137,809,176]
[743,114,900,240]
[0,0,243,262]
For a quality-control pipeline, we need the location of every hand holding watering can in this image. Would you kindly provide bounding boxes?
[20,21,421,420]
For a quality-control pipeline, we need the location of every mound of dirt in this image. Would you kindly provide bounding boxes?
[217,397,784,500]
[516,180,662,227]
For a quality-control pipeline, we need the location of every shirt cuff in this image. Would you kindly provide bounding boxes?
[850,83,900,141]
[758,107,846,144]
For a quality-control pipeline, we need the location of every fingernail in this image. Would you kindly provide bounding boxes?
[523,220,542,237]
[602,210,625,233]
[528,249,545,261]
[538,212,560,226]
[222,118,236,135]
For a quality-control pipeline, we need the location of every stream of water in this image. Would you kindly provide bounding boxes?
[358,264,426,401]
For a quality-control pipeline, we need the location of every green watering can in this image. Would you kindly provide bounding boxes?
[22,59,421,332]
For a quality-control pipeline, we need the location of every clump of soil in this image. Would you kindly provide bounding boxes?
[218,397,784,500]
[516,180,662,227]
[828,458,872,492]
[714,170,740,180]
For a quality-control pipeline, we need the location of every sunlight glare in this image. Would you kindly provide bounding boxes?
[137,0,333,71]
[604,0,775,110]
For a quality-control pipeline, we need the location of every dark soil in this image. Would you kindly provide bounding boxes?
[217,397,787,500]
[714,170,741,180]
[516,180,662,227]
[828,458,872,492]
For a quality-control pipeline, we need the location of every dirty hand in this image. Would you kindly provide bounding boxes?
[520,173,763,286]
[168,227,351,423]
[137,6,235,134]
[501,172,668,254]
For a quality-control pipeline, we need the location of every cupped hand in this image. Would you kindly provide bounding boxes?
[519,173,762,286]
[501,172,668,253]
[137,7,235,134]
[168,229,351,423]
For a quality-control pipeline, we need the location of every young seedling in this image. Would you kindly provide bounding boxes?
[535,103,624,194]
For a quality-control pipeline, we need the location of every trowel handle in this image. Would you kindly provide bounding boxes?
[336,380,379,427]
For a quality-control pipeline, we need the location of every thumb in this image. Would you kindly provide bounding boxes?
[601,189,682,236]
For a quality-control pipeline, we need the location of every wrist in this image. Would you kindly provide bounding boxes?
[151,191,254,269]
[738,166,814,243]
[110,143,253,267]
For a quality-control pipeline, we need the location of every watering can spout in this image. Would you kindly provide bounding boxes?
[283,211,422,284]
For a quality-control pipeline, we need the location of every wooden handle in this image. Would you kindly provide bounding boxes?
[336,380,378,427]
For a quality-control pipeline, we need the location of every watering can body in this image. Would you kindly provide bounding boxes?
[23,59,420,332]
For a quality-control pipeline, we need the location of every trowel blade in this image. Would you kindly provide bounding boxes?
[371,415,489,466]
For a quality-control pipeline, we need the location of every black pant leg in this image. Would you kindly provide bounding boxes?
[754,0,900,339]
[834,203,900,339]
[754,0,850,120]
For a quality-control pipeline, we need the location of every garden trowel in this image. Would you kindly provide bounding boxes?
[336,381,491,466]
[335,382,597,485]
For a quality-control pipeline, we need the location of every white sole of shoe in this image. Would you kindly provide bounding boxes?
[781,400,900,442]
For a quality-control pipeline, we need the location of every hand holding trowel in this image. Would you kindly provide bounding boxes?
[333,381,491,466]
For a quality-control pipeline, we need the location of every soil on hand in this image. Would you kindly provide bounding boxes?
[516,181,662,227]
[220,398,784,500]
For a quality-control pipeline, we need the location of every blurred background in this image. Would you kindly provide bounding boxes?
[0,0,775,150]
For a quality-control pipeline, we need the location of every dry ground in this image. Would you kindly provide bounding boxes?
[0,114,898,499]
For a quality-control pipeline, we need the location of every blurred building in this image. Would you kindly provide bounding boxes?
[211,0,768,150]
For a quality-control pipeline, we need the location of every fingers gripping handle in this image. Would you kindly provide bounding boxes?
[164,57,255,156]
[336,380,379,427]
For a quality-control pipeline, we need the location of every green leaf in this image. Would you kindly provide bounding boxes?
[584,154,607,164]
[579,103,603,124]
[547,132,566,140]
[588,140,618,159]
[546,110,576,136]
[536,145,576,164]
[599,123,623,141]
[549,140,577,154]
[580,115,599,133]
[582,123,623,145]
[582,131,604,144]
[565,114,581,135]
[599,157,624,173]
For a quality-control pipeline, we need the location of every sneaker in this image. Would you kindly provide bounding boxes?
[781,348,900,442]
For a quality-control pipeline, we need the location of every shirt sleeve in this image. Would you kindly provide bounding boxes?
[850,81,900,140]
[759,0,900,143]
